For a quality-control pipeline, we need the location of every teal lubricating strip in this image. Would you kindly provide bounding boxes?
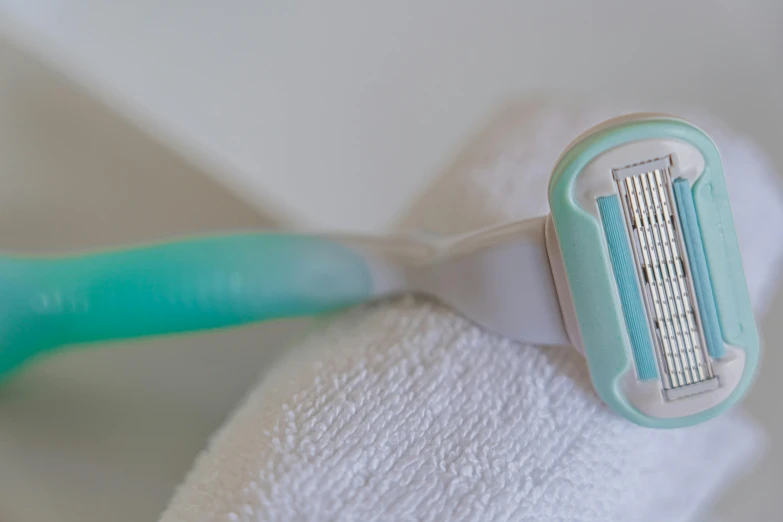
[673,179,725,359]
[597,196,659,380]
[692,174,745,344]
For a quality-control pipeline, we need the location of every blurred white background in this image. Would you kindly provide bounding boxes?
[0,1,781,521]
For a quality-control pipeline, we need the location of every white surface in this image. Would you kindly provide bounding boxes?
[2,1,782,232]
[161,298,763,522]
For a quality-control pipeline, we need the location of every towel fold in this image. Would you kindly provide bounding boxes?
[159,101,783,522]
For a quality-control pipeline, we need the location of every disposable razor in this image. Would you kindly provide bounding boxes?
[0,114,759,428]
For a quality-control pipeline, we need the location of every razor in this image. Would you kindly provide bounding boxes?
[0,114,759,428]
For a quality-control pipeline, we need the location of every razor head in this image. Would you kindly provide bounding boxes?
[546,114,759,428]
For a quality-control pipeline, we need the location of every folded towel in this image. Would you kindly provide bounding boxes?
[159,102,783,522]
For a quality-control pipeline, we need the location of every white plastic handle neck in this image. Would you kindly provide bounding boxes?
[343,217,570,346]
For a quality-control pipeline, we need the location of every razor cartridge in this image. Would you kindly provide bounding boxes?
[546,114,760,428]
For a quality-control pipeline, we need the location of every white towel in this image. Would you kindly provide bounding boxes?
[159,102,783,522]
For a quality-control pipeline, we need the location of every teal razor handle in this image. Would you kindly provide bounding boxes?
[0,233,374,380]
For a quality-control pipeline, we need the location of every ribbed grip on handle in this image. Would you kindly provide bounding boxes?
[0,233,373,379]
